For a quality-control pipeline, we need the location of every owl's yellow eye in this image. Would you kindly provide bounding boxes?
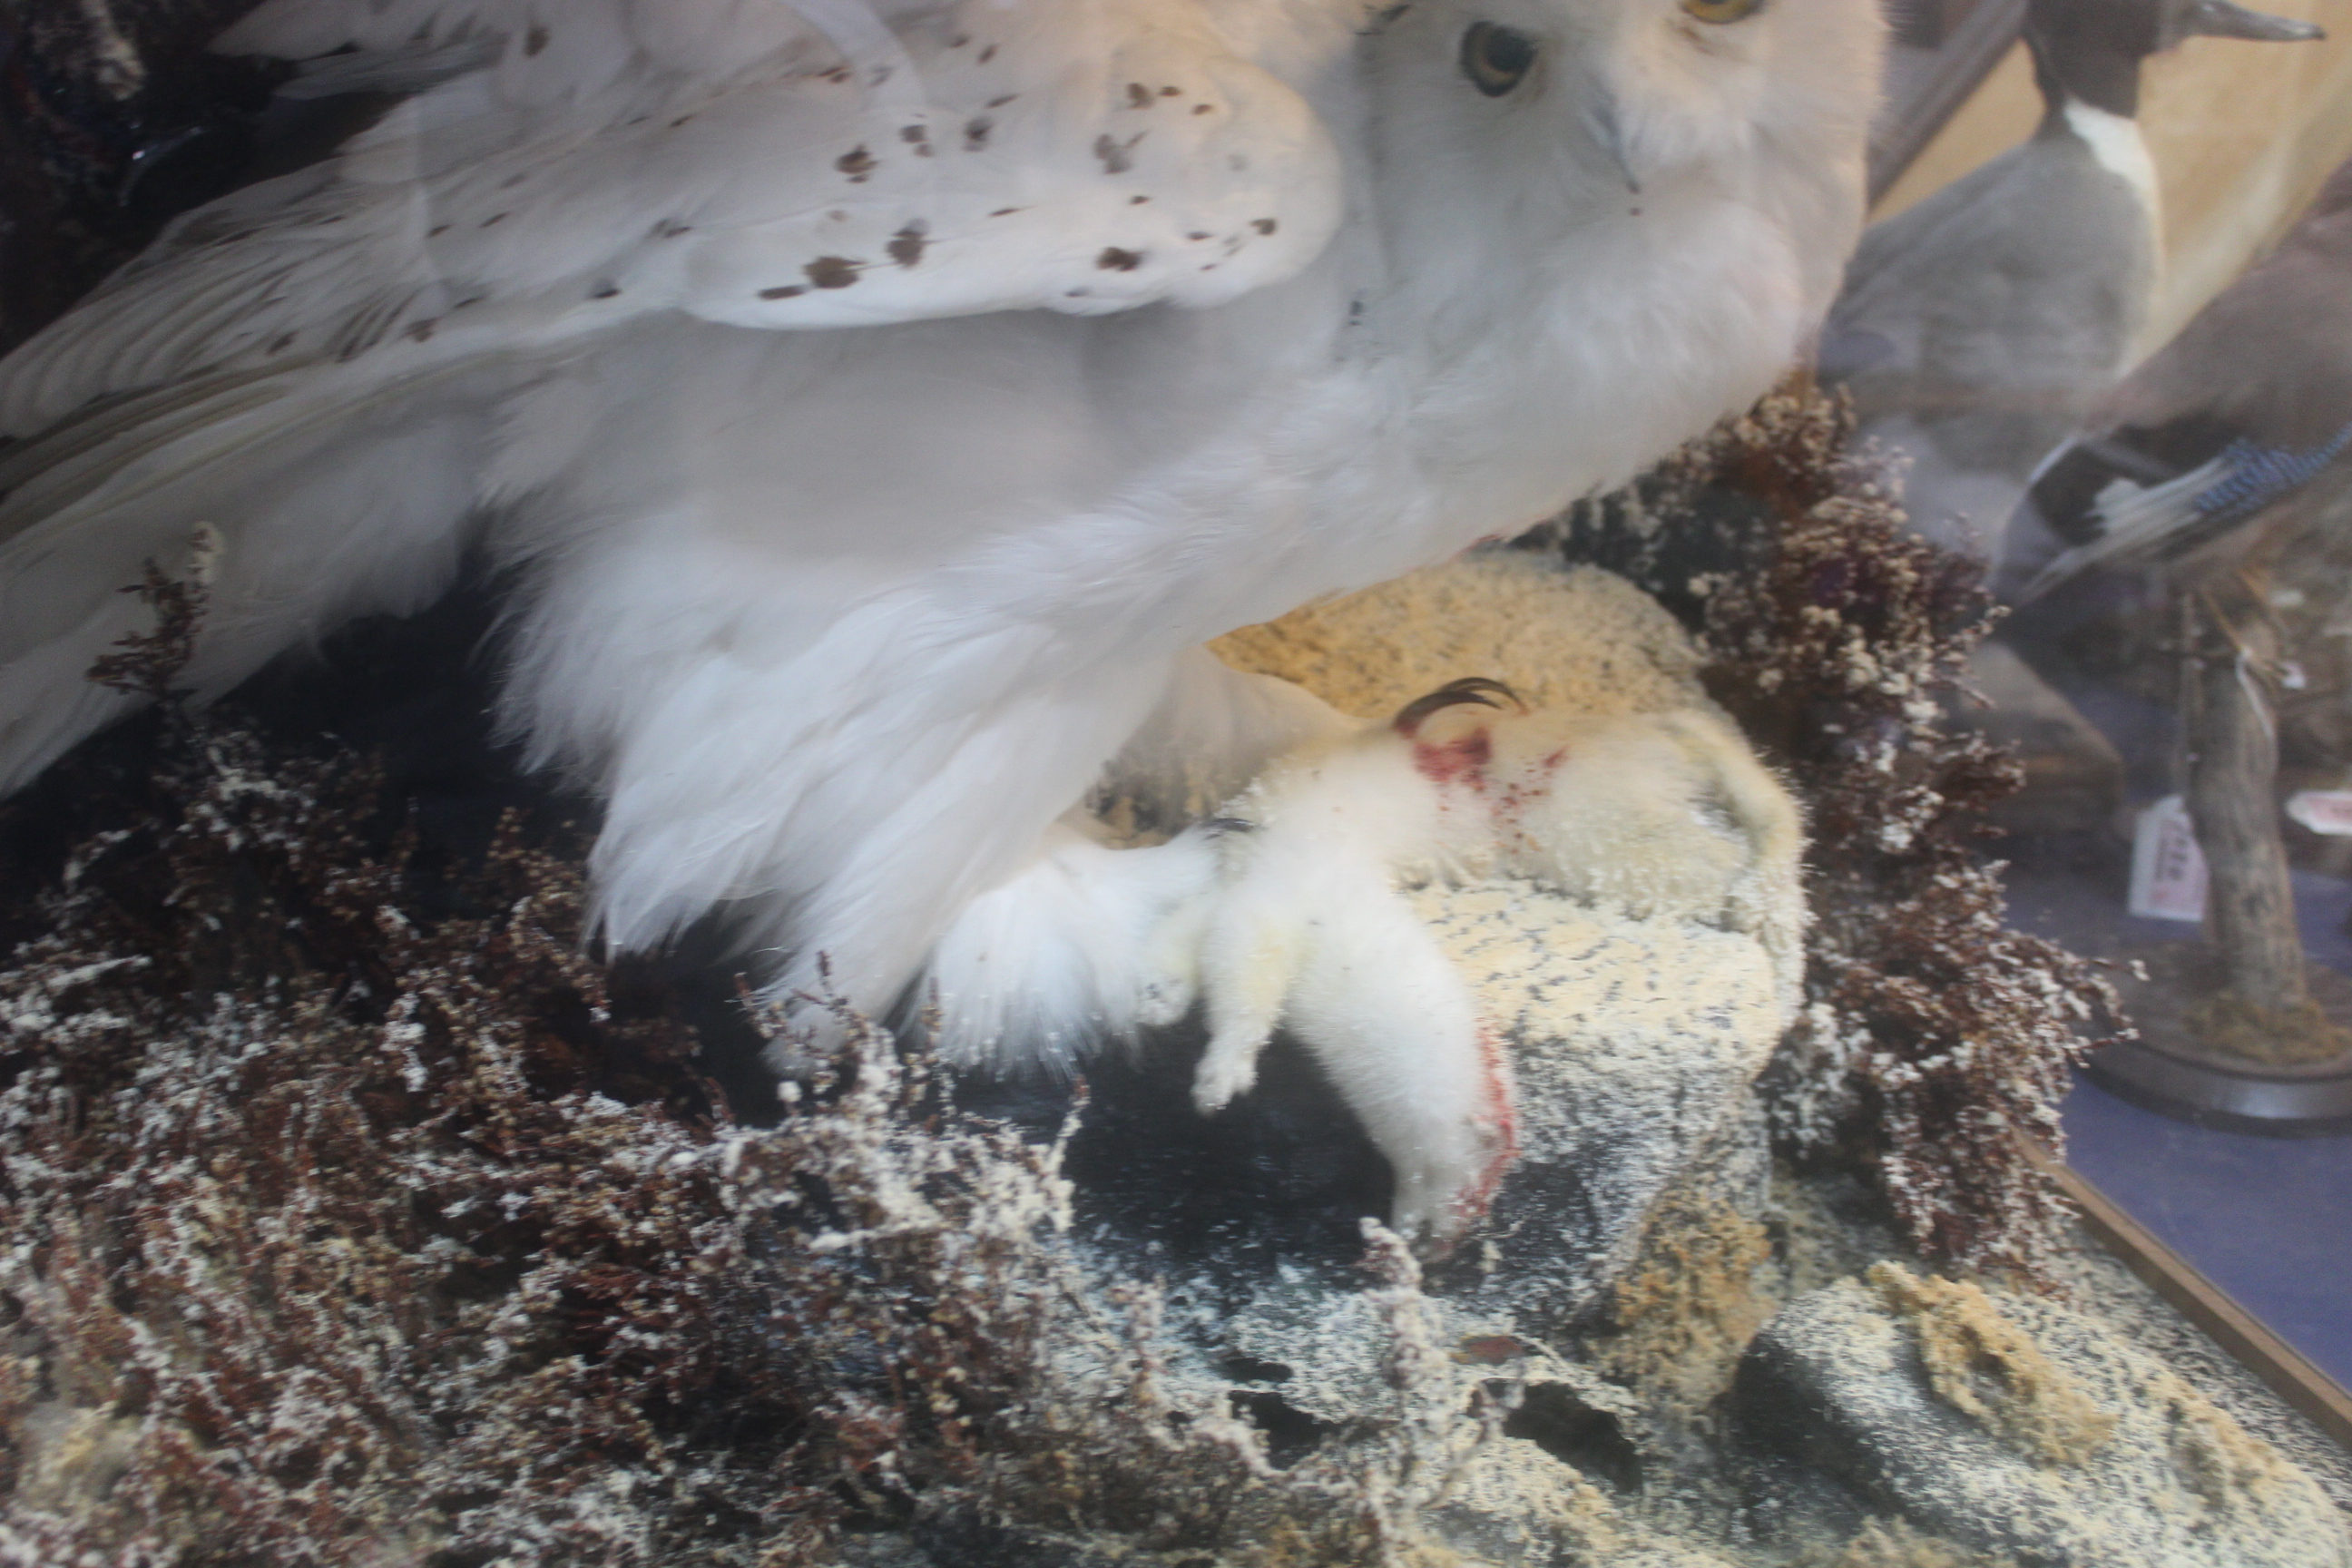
[1459,22,1539,97]
[1681,0,1764,24]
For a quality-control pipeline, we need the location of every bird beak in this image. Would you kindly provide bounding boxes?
[2178,0,2324,44]
[1583,92,1641,195]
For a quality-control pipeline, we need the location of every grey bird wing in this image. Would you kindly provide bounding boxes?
[1822,134,2153,470]
[2014,165,2352,594]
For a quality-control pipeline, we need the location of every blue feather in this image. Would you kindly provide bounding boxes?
[2191,420,2352,524]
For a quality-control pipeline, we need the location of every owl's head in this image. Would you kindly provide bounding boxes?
[1361,0,1884,198]
[1341,0,1883,514]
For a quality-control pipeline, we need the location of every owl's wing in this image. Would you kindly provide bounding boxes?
[0,0,1346,437]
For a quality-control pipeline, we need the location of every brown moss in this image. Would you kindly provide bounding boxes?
[0,704,784,1562]
[1576,382,2124,1280]
[1867,1264,2117,1469]
[85,550,210,702]
[0,631,1511,1563]
[2182,990,2352,1066]
[1594,1187,1774,1419]
[1818,1517,2018,1568]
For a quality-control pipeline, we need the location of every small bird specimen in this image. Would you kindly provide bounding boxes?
[0,0,1880,1074]
[1822,0,2319,567]
[2014,155,2352,597]
[1156,678,1806,1245]
[2010,154,2352,1055]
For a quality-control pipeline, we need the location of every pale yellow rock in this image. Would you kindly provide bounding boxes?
[1213,554,1707,720]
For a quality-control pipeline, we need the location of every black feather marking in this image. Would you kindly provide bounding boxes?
[1093,132,1145,174]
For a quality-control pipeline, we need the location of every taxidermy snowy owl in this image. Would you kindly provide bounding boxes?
[0,3,1879,1076]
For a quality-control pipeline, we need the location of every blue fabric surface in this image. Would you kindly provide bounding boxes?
[2063,1072,2352,1390]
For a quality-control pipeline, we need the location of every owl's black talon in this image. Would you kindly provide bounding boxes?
[1392,676,1525,734]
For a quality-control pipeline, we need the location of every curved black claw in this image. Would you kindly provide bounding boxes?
[1392,675,1525,734]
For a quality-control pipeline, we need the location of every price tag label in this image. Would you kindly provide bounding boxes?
[2129,795,2207,923]
[2286,790,2352,837]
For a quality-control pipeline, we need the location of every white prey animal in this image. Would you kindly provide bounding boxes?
[1157,679,1806,1245]
[0,0,1878,1067]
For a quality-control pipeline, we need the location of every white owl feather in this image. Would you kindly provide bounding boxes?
[0,0,1880,1067]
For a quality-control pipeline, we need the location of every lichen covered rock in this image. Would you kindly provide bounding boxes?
[1732,1269,2352,1567]
[1416,885,1787,1330]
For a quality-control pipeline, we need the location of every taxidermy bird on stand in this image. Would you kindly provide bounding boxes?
[0,0,1882,1244]
[1822,0,2320,570]
[2014,154,2352,1059]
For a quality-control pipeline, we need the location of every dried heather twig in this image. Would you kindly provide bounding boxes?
[1560,384,2122,1279]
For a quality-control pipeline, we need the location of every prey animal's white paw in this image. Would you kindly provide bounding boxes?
[1191,1029,1264,1113]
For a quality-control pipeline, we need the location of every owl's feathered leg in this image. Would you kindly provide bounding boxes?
[914,650,1358,1072]
[919,814,1227,1075]
[1096,646,1361,829]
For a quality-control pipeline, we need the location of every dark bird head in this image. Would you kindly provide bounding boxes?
[2025,0,2321,120]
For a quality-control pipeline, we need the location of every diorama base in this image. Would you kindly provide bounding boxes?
[2086,1036,2352,1135]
